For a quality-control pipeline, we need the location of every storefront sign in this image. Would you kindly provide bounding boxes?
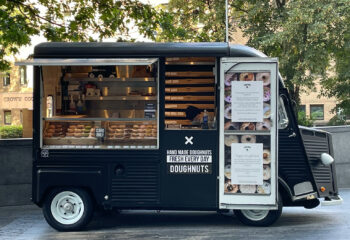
[0,93,33,109]
[231,81,263,122]
[167,164,212,174]
[230,143,263,185]
[166,149,212,174]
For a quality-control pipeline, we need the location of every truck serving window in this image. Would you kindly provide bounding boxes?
[37,59,159,150]
[164,57,217,130]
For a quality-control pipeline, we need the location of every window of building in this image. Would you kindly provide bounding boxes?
[299,105,306,113]
[4,110,12,125]
[20,66,27,85]
[310,105,324,120]
[3,73,10,86]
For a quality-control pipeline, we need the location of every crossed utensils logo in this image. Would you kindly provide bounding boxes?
[185,136,193,145]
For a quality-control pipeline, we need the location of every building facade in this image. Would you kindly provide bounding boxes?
[0,63,33,137]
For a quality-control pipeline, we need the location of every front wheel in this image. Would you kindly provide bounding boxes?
[234,194,283,226]
[43,188,94,231]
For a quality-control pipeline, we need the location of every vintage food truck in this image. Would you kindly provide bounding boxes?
[17,42,342,231]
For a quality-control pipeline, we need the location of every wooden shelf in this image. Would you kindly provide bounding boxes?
[165,71,214,77]
[165,95,214,101]
[85,96,156,101]
[165,87,214,93]
[63,77,155,82]
[165,103,215,109]
[165,79,215,85]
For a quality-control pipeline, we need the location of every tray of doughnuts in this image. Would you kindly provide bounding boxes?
[65,123,95,138]
[44,123,67,138]
[107,122,157,140]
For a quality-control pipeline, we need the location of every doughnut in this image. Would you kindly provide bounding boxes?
[67,128,74,133]
[239,185,256,193]
[83,133,89,137]
[70,124,77,128]
[257,181,271,194]
[133,125,139,128]
[225,91,231,103]
[145,133,152,137]
[45,133,53,138]
[140,125,146,129]
[263,103,271,118]
[55,128,63,133]
[224,73,238,86]
[145,129,152,133]
[224,121,239,130]
[263,87,271,102]
[151,129,157,133]
[47,129,55,133]
[119,125,126,128]
[239,72,254,81]
[241,135,256,143]
[75,129,83,133]
[110,125,118,129]
[116,129,124,133]
[84,129,90,133]
[240,122,255,131]
[132,129,139,133]
[225,181,239,193]
[256,119,271,131]
[77,125,84,129]
[115,133,123,138]
[224,164,231,179]
[152,133,157,137]
[224,105,231,119]
[139,133,145,138]
[263,149,271,164]
[147,125,153,129]
[263,165,271,180]
[224,135,239,147]
[125,129,132,133]
[256,72,270,86]
[132,133,139,138]
[48,125,56,129]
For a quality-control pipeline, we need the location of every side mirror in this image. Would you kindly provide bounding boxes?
[320,153,334,166]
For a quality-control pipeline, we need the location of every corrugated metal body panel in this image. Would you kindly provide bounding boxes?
[301,129,335,197]
[278,130,315,195]
[111,162,160,205]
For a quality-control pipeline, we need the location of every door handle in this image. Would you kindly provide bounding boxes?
[288,132,296,138]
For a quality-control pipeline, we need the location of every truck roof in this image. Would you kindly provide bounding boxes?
[33,42,268,58]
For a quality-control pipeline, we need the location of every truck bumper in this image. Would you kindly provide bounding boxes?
[321,195,343,206]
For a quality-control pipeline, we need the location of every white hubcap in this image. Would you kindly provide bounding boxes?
[50,191,84,225]
[241,209,269,221]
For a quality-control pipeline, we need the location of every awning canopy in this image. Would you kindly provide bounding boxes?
[15,58,158,66]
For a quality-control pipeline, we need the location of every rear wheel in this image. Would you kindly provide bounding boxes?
[43,188,94,231]
[234,194,283,226]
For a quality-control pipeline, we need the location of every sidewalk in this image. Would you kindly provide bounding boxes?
[0,189,349,240]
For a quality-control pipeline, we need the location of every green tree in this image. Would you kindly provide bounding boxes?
[164,0,350,109]
[0,0,174,71]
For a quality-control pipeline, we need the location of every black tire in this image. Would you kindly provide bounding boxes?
[234,193,283,226]
[43,188,94,231]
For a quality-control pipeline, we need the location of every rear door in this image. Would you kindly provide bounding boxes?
[219,58,278,209]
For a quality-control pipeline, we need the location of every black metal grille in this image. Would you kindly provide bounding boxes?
[111,163,159,205]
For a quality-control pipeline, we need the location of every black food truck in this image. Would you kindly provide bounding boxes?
[16,42,342,231]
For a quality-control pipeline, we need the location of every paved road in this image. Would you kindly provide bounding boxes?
[0,189,349,240]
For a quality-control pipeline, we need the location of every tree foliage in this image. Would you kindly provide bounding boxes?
[165,0,350,111]
[0,0,174,71]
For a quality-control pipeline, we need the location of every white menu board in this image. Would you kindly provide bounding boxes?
[231,81,263,122]
[231,143,263,185]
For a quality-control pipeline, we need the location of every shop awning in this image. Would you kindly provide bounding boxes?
[15,58,158,66]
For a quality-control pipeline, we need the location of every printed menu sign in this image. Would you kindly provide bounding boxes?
[231,81,263,122]
[231,143,263,185]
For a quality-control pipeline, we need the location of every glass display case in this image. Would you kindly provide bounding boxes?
[41,62,159,149]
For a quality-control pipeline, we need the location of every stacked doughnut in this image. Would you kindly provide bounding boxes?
[107,124,157,139]
[66,124,95,138]
[44,123,66,138]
